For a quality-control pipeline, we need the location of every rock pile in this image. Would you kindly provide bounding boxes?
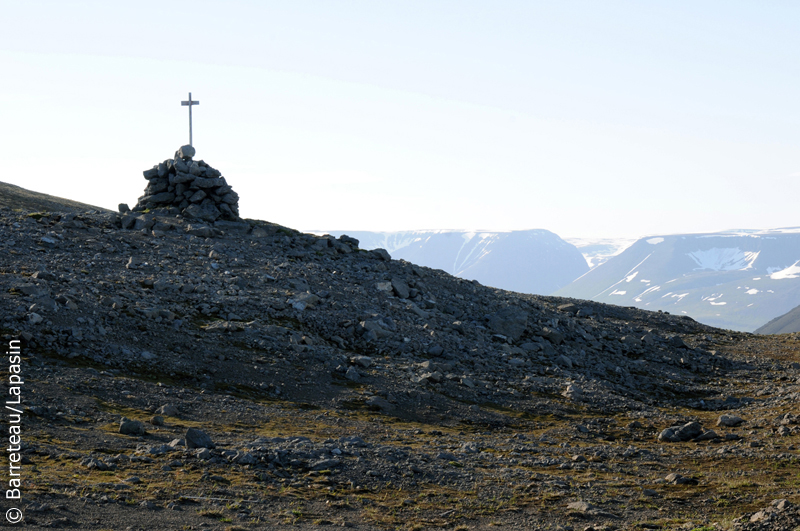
[657,421,720,443]
[131,145,240,222]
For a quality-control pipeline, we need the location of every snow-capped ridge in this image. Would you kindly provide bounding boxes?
[557,228,800,332]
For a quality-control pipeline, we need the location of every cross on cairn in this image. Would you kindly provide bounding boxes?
[181,92,200,147]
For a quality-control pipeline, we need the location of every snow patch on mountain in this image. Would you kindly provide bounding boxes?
[688,248,760,271]
[770,260,800,280]
[661,292,690,303]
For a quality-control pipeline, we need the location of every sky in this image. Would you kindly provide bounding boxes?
[1,1,799,239]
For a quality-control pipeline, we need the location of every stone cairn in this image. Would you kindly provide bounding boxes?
[130,145,240,222]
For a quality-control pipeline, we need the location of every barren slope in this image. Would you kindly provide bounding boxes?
[0,180,110,213]
[1,206,799,530]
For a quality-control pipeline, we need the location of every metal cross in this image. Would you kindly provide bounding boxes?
[181,92,200,147]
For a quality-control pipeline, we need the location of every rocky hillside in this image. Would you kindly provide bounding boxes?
[2,206,800,529]
[319,229,589,295]
[556,229,800,332]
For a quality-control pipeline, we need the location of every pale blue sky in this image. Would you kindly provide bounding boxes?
[1,1,799,238]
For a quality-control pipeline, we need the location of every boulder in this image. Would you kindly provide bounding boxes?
[119,417,146,436]
[173,158,189,173]
[371,248,391,261]
[185,427,215,449]
[668,335,689,349]
[556,355,573,369]
[149,192,175,203]
[191,177,220,189]
[183,202,221,223]
[189,162,204,176]
[339,234,360,247]
[365,396,392,411]
[391,278,410,299]
[658,421,704,442]
[675,421,704,440]
[81,457,109,471]
[351,355,373,368]
[487,307,528,341]
[658,427,677,442]
[695,429,719,441]
[561,383,582,400]
[173,172,194,184]
[665,473,698,485]
[231,451,256,465]
[567,501,595,513]
[345,366,360,382]
[177,145,195,160]
[717,414,744,427]
[156,404,179,416]
[539,327,564,345]
[188,190,207,203]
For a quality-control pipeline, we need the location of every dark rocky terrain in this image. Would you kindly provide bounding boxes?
[1,198,799,530]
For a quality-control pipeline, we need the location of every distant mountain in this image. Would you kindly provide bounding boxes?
[755,304,800,334]
[317,229,589,295]
[564,237,638,268]
[555,229,800,332]
[0,180,110,213]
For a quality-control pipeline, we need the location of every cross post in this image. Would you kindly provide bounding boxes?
[181,92,200,147]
